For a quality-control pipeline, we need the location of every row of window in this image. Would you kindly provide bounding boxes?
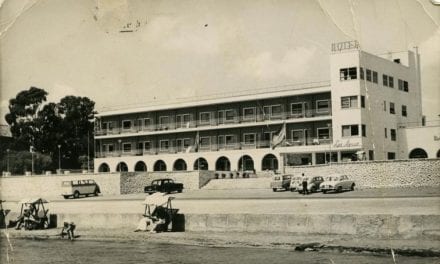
[339,67,409,92]
[100,100,331,131]
[384,101,407,117]
[341,95,365,109]
[341,124,367,137]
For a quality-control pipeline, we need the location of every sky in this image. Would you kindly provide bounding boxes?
[0,0,439,124]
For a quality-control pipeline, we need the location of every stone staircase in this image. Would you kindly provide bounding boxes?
[202,177,272,190]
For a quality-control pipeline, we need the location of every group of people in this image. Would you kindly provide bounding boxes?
[14,204,37,230]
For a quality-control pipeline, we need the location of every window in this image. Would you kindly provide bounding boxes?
[398,79,408,92]
[389,76,394,88]
[225,135,235,145]
[341,96,358,108]
[122,120,132,130]
[243,133,256,145]
[200,137,210,148]
[225,110,235,121]
[291,103,305,116]
[360,67,364,80]
[123,143,132,153]
[384,128,387,138]
[383,101,387,111]
[263,105,282,118]
[390,129,396,141]
[243,107,256,121]
[362,124,366,137]
[390,102,395,114]
[142,118,152,129]
[103,144,114,153]
[102,121,113,131]
[366,69,372,82]
[383,74,388,86]
[387,152,396,160]
[291,130,304,143]
[372,71,378,83]
[159,116,169,128]
[361,96,365,108]
[342,125,359,137]
[160,140,169,151]
[317,128,330,139]
[316,100,330,113]
[144,141,151,151]
[340,67,357,80]
[402,105,407,117]
[176,138,190,152]
[199,112,211,124]
[176,114,191,128]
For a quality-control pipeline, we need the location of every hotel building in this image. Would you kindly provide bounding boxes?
[94,41,424,173]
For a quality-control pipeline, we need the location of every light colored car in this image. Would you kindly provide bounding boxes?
[61,179,101,199]
[270,174,292,192]
[320,174,355,194]
[297,176,325,193]
[289,176,303,192]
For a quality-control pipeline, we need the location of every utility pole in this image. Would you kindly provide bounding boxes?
[58,144,61,172]
[6,149,10,173]
[30,146,34,175]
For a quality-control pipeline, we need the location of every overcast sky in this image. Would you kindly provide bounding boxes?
[0,0,439,123]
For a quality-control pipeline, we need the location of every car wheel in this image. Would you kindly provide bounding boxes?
[94,189,99,196]
[63,195,69,199]
[272,188,277,192]
[311,186,316,193]
[337,186,343,193]
[290,188,295,192]
[73,191,80,199]
[323,190,327,194]
[178,189,182,193]
[351,184,355,191]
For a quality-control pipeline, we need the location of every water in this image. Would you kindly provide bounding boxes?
[1,238,437,264]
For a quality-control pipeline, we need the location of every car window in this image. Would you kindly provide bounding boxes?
[274,176,280,181]
[62,181,72,187]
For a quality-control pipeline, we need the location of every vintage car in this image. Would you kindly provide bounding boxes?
[270,174,292,192]
[320,174,356,193]
[62,179,101,199]
[144,178,184,194]
[289,176,303,192]
[297,176,325,193]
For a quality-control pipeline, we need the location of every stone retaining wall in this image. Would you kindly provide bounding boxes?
[7,212,437,239]
[285,159,440,188]
[0,173,120,199]
[120,171,217,194]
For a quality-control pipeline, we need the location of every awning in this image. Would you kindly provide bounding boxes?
[18,198,50,205]
[142,193,173,206]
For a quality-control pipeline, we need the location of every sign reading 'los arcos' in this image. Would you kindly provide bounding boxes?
[332,140,361,148]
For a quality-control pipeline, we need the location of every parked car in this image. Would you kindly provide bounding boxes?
[144,179,184,194]
[62,179,101,199]
[289,176,303,192]
[297,176,325,193]
[320,174,356,194]
[270,174,292,192]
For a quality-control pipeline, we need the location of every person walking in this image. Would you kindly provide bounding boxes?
[302,173,309,195]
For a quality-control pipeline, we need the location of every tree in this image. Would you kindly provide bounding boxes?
[57,96,96,169]
[4,88,96,172]
[4,87,48,150]
[0,150,52,175]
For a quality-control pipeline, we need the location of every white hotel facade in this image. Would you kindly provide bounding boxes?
[94,41,428,173]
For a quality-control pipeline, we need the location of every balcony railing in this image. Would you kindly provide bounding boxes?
[95,109,332,136]
[95,138,332,158]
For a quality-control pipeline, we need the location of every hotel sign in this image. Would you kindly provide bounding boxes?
[331,40,359,52]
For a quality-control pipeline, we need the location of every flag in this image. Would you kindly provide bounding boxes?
[271,123,286,149]
[187,131,200,153]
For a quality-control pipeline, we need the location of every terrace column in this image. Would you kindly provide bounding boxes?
[311,153,316,165]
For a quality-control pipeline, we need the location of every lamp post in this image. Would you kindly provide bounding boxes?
[30,146,34,175]
[327,123,332,164]
[58,144,61,172]
[6,149,10,173]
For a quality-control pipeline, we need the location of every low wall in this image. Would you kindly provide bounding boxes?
[285,159,440,188]
[120,171,217,194]
[0,173,121,199]
[6,212,438,239]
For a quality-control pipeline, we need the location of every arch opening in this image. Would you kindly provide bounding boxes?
[154,160,167,171]
[194,158,208,170]
[262,154,279,171]
[215,156,231,171]
[238,155,254,171]
[134,161,147,172]
[98,163,110,172]
[173,159,187,171]
[409,148,428,159]
[116,162,128,172]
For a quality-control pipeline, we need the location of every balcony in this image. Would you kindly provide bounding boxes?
[95,108,332,137]
[95,138,332,158]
